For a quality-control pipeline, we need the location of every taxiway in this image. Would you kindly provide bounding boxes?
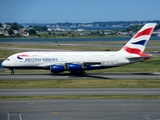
[0,99,160,120]
[0,73,160,80]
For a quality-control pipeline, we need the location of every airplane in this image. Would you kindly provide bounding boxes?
[2,23,157,75]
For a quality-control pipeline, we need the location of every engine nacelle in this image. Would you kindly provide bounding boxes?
[67,63,83,71]
[50,65,65,73]
[84,65,101,70]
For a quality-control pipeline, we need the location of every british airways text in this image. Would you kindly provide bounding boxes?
[24,58,58,62]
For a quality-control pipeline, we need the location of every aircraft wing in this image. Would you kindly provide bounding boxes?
[38,61,101,69]
[83,62,101,66]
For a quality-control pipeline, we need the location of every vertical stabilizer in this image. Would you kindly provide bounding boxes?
[120,23,157,55]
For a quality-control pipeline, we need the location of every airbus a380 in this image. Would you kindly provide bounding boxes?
[2,23,157,75]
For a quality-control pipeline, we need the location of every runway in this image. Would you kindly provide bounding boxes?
[0,88,160,96]
[1,72,160,80]
[0,72,160,120]
[0,99,160,120]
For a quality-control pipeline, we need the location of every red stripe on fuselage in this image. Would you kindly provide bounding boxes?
[19,54,30,57]
[134,28,153,39]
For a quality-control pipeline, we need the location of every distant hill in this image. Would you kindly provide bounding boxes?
[21,20,160,30]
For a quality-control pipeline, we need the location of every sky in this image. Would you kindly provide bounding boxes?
[0,0,160,23]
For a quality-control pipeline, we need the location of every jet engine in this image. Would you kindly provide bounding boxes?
[67,63,83,71]
[50,65,65,73]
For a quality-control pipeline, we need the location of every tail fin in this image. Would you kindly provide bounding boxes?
[120,23,157,55]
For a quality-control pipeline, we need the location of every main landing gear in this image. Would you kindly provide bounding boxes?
[10,69,14,75]
[70,71,86,76]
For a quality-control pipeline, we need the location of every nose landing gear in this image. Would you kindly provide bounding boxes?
[9,69,14,75]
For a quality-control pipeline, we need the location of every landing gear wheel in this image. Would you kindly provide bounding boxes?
[80,71,86,76]
[10,69,14,75]
[70,71,86,76]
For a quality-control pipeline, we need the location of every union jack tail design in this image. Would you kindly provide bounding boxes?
[120,23,157,56]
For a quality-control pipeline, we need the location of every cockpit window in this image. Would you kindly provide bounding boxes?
[6,59,10,61]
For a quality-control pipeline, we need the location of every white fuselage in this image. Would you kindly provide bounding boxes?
[2,51,142,70]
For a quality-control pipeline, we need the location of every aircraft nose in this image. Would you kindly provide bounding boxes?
[2,60,8,67]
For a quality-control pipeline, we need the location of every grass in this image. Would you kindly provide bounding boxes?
[0,80,160,89]
[0,40,160,59]
[0,95,160,100]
